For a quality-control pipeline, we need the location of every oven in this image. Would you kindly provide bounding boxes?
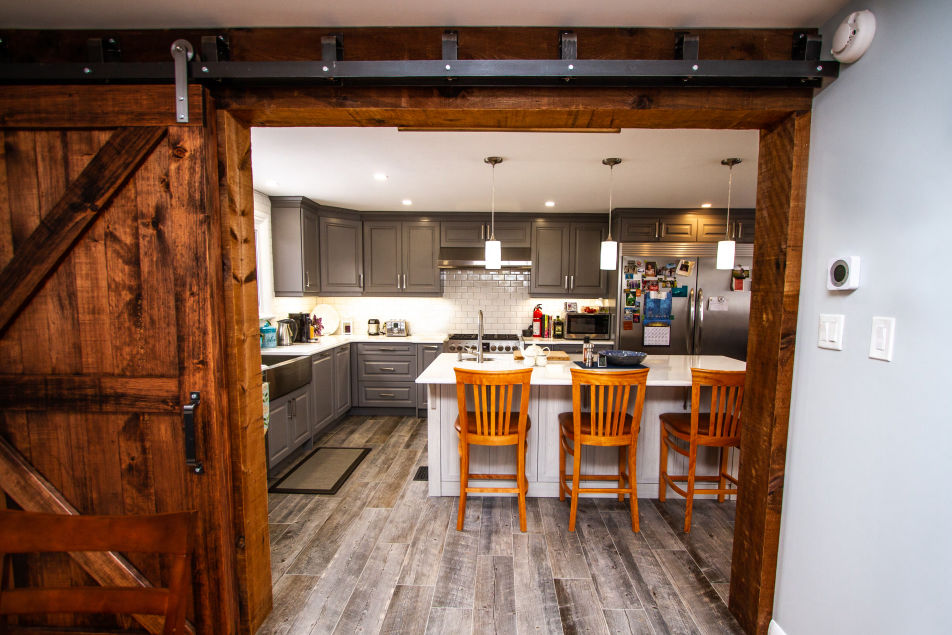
[564,312,612,340]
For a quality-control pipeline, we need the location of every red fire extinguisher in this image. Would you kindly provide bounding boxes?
[532,304,543,337]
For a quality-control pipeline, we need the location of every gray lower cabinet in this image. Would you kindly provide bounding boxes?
[363,219,441,295]
[355,342,418,407]
[417,343,441,410]
[334,344,351,418]
[530,220,608,297]
[319,215,363,295]
[270,196,321,296]
[311,350,335,434]
[267,384,310,468]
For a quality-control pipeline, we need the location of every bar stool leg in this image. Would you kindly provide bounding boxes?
[659,431,669,502]
[718,447,729,503]
[685,443,697,533]
[628,443,639,532]
[517,438,528,532]
[618,447,626,502]
[569,450,582,532]
[457,442,469,531]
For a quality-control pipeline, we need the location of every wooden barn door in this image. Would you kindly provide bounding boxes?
[0,86,240,633]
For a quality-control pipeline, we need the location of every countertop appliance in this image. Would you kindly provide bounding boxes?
[276,318,297,346]
[445,333,521,353]
[385,319,409,337]
[368,318,380,336]
[615,243,752,361]
[288,312,311,342]
[564,312,612,340]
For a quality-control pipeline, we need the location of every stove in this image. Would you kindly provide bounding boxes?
[445,333,522,353]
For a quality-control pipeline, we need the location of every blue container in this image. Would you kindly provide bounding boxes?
[260,322,277,348]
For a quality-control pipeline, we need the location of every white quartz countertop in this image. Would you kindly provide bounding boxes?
[415,353,745,387]
[260,334,447,356]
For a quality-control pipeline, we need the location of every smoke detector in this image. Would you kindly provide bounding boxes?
[831,10,876,63]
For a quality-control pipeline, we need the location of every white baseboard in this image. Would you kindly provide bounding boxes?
[767,619,787,635]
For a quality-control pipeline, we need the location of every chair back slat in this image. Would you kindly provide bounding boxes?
[454,367,533,441]
[692,368,746,440]
[0,510,193,631]
[569,367,648,441]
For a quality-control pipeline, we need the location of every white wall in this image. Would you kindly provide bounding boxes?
[774,1,952,633]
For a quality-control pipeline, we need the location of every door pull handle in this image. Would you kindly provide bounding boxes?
[182,391,204,475]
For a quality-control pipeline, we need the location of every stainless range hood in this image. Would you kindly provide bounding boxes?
[438,247,532,269]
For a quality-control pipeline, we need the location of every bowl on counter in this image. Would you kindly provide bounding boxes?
[602,350,648,366]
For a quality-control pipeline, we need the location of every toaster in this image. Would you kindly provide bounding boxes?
[385,319,409,337]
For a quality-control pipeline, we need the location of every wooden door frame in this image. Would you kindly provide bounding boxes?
[214,84,808,635]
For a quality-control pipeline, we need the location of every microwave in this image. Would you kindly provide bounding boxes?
[564,312,612,340]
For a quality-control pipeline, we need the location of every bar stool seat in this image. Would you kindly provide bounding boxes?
[658,412,739,446]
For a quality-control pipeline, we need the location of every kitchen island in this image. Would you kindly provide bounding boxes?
[416,353,745,498]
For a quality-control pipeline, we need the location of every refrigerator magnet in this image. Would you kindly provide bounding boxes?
[677,259,694,276]
[672,285,688,297]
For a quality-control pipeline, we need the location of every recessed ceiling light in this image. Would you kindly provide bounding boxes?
[701,202,713,208]
[402,199,413,206]
[373,173,388,181]
[545,201,556,207]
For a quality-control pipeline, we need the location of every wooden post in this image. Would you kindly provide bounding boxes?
[729,110,810,633]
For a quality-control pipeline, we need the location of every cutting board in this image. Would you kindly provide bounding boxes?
[513,349,571,361]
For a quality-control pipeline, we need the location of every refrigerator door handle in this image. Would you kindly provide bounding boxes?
[697,288,704,352]
[686,288,695,354]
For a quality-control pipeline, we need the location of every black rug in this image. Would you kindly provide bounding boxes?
[269,446,371,495]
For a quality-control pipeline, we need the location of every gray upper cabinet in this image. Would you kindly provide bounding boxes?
[441,219,531,248]
[271,196,320,296]
[319,215,364,295]
[615,210,697,243]
[363,219,441,295]
[697,210,755,244]
[530,221,608,297]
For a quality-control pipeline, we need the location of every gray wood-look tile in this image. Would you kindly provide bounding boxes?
[475,555,517,634]
[265,416,740,635]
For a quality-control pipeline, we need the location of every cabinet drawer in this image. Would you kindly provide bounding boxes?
[357,342,414,354]
[358,355,416,381]
[359,384,417,407]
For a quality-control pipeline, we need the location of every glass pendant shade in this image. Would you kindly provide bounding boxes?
[600,239,618,270]
[716,240,735,270]
[484,239,502,270]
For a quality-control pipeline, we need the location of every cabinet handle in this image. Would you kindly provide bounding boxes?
[564,275,568,289]
[359,273,363,288]
[380,367,395,372]
[377,347,400,351]
[736,221,743,240]
[379,393,395,398]
[305,271,310,289]
[423,346,439,351]
[660,223,666,238]
[481,224,485,239]
[570,275,575,290]
[655,221,660,239]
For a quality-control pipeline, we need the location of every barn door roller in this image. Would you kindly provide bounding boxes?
[182,391,205,474]
[170,39,193,123]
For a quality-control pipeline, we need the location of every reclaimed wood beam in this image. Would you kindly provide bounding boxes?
[0,375,179,413]
[0,125,166,336]
[0,436,196,635]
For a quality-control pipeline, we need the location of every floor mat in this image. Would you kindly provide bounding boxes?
[269,446,371,495]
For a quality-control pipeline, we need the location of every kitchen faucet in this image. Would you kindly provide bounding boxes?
[477,309,484,364]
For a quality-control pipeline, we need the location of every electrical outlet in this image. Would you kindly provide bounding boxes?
[817,313,845,350]
[868,316,895,361]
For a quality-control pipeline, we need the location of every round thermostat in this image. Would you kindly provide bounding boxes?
[831,10,876,63]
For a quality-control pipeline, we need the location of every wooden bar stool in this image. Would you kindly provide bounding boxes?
[0,509,194,633]
[559,367,649,532]
[454,367,533,532]
[659,368,745,532]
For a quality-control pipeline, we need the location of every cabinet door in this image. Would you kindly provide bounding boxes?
[440,220,488,247]
[492,221,532,247]
[530,221,571,295]
[417,344,441,409]
[289,390,310,447]
[697,214,730,242]
[302,208,320,294]
[659,214,697,242]
[319,216,363,294]
[311,352,335,433]
[569,223,608,297]
[616,216,660,242]
[363,221,402,293]
[403,221,441,293]
[334,345,351,418]
[731,212,755,244]
[267,399,290,466]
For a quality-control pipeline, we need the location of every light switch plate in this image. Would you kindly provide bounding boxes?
[817,313,845,350]
[869,316,895,361]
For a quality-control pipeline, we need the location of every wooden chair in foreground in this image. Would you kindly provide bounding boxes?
[559,367,649,532]
[0,510,194,634]
[659,368,746,532]
[454,367,533,532]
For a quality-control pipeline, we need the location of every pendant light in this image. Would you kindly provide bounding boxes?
[600,158,621,270]
[716,158,742,270]
[484,156,503,270]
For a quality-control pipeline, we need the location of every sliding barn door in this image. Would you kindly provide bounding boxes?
[0,86,241,633]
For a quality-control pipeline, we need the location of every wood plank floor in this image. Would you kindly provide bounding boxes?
[259,415,742,635]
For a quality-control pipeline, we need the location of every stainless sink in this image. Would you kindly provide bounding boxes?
[261,353,312,399]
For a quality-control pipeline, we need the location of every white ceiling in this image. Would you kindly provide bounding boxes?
[1,0,845,29]
[251,127,760,213]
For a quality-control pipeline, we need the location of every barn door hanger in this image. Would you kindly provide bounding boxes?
[170,39,193,124]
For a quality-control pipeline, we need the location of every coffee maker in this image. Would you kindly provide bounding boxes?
[288,312,311,342]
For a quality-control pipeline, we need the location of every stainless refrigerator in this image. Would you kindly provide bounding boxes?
[615,243,753,361]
